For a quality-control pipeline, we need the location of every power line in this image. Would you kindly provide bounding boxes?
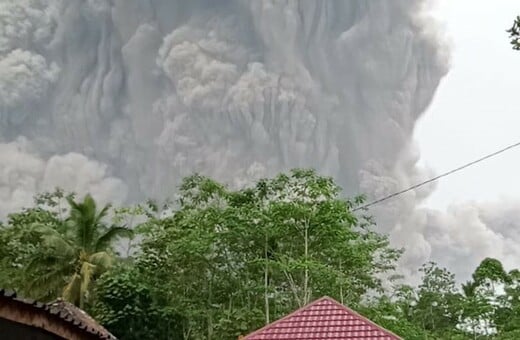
[353,140,520,212]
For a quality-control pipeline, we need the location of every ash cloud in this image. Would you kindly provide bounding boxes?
[2,0,510,278]
[0,138,127,219]
[413,199,520,280]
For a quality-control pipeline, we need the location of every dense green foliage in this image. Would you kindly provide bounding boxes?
[1,170,520,339]
[92,264,184,339]
[0,190,132,307]
[119,170,400,339]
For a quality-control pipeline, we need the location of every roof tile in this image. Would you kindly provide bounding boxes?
[244,297,401,340]
[1,289,116,340]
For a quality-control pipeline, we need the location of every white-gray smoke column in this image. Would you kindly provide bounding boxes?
[8,0,511,278]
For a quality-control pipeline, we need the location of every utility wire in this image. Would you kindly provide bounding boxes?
[353,140,520,211]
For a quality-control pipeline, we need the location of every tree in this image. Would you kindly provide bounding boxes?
[508,16,520,50]
[413,262,463,335]
[494,268,520,336]
[0,190,67,297]
[92,264,184,340]
[25,194,132,307]
[362,263,468,340]
[461,258,510,338]
[123,169,401,339]
[472,258,509,288]
[361,284,434,340]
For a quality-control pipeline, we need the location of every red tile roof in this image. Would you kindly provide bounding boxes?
[243,296,401,340]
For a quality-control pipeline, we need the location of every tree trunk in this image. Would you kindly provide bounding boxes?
[264,231,270,324]
[339,261,344,304]
[207,272,213,340]
[304,219,309,305]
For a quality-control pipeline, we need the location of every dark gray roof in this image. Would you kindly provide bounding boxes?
[0,289,116,340]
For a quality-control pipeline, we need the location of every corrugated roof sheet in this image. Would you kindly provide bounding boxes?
[243,296,401,340]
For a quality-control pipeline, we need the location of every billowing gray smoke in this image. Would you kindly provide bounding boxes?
[1,0,459,275]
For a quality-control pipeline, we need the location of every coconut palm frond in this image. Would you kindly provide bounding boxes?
[29,222,58,234]
[26,226,76,265]
[88,251,114,275]
[63,273,82,306]
[27,264,74,301]
[79,261,96,305]
[23,194,122,307]
[68,194,99,251]
[95,203,112,225]
[66,195,81,214]
[94,225,132,252]
[29,223,71,243]
[26,251,72,275]
[41,234,75,254]
[67,194,115,253]
[25,254,75,296]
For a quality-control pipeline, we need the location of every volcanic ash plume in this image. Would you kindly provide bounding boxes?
[0,0,456,273]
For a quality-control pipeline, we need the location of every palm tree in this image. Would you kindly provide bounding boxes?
[27,194,132,308]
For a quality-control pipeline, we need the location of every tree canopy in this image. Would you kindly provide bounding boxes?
[1,170,520,339]
[0,191,132,307]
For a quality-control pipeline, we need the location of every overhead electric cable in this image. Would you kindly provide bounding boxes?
[353,140,520,211]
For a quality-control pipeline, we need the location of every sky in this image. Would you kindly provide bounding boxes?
[416,0,520,210]
[0,0,516,278]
